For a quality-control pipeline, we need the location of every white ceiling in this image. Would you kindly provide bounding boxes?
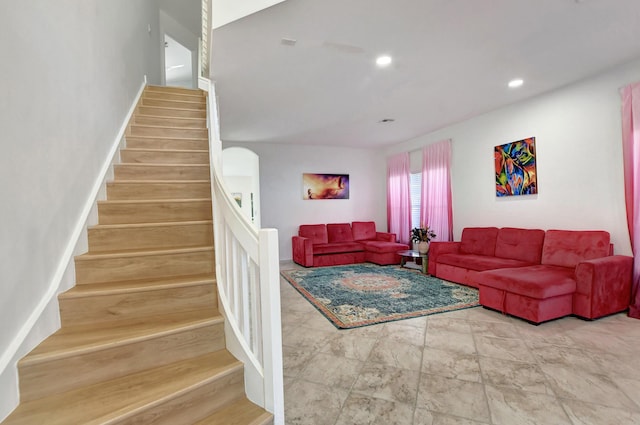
[211,0,640,149]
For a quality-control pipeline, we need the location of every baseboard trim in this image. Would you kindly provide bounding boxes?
[0,77,147,422]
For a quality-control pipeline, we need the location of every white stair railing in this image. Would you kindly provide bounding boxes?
[202,79,284,424]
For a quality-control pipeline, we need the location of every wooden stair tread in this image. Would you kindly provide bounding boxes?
[59,273,216,298]
[6,351,240,425]
[108,179,209,184]
[23,309,222,365]
[117,162,210,167]
[194,398,273,425]
[121,148,209,154]
[76,245,213,261]
[126,135,208,141]
[147,84,205,94]
[97,198,211,205]
[89,219,212,230]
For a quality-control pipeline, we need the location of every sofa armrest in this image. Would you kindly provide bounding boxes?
[292,236,314,267]
[573,255,633,319]
[428,241,461,276]
[375,232,396,242]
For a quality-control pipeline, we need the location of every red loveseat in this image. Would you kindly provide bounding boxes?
[429,227,633,324]
[292,221,409,267]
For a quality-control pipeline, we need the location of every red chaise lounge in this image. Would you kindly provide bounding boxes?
[429,227,633,324]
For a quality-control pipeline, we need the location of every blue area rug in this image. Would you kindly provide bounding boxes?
[281,264,479,329]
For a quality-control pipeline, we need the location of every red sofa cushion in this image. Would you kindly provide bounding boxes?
[459,227,499,256]
[299,224,328,244]
[352,221,377,241]
[438,253,533,272]
[313,242,364,255]
[495,227,545,264]
[541,230,610,268]
[358,240,408,253]
[475,265,577,299]
[327,223,354,243]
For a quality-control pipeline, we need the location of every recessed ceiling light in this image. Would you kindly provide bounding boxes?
[508,79,524,88]
[376,55,392,67]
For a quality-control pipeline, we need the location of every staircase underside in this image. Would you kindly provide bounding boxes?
[3,85,273,425]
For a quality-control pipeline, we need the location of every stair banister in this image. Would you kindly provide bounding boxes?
[203,79,285,424]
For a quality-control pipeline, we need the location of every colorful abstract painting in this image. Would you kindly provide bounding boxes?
[495,137,538,196]
[303,173,349,200]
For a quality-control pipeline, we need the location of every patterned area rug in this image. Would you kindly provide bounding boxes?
[281,263,479,329]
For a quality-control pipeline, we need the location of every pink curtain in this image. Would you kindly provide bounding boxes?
[420,139,453,242]
[622,82,640,319]
[387,153,411,244]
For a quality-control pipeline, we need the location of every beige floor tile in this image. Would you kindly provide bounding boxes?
[334,393,415,425]
[590,352,640,381]
[299,352,363,389]
[612,376,640,410]
[282,344,318,378]
[464,307,512,323]
[426,317,472,334]
[485,384,572,425]
[417,374,490,422]
[541,364,638,410]
[379,322,426,346]
[474,334,535,362]
[528,342,603,373]
[283,325,335,351]
[469,320,520,339]
[351,362,420,405]
[284,380,349,425]
[425,328,477,355]
[479,357,553,395]
[561,398,640,425]
[369,338,423,371]
[422,347,481,382]
[321,332,377,361]
[412,408,435,425]
[430,412,490,425]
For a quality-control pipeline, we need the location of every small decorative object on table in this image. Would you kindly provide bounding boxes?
[410,226,436,254]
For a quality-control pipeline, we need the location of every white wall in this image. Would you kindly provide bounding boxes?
[0,0,160,419]
[387,58,640,256]
[223,142,387,261]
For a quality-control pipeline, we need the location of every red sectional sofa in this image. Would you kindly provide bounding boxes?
[429,227,633,324]
[292,221,410,267]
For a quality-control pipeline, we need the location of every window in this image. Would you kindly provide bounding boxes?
[410,172,421,229]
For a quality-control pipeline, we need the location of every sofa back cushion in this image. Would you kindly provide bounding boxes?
[352,221,377,241]
[494,227,545,264]
[541,230,610,268]
[327,223,354,243]
[299,224,328,244]
[459,227,499,256]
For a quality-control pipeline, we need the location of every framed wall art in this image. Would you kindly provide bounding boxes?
[303,173,349,200]
[495,137,538,196]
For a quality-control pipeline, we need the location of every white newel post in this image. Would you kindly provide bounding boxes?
[258,228,284,424]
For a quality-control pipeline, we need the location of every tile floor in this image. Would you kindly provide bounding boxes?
[279,261,640,425]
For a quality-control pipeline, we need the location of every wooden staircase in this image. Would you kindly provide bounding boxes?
[3,85,273,425]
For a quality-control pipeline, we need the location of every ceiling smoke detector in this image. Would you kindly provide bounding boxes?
[281,38,297,46]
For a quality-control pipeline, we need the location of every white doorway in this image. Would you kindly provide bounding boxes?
[222,148,261,228]
[164,34,194,88]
